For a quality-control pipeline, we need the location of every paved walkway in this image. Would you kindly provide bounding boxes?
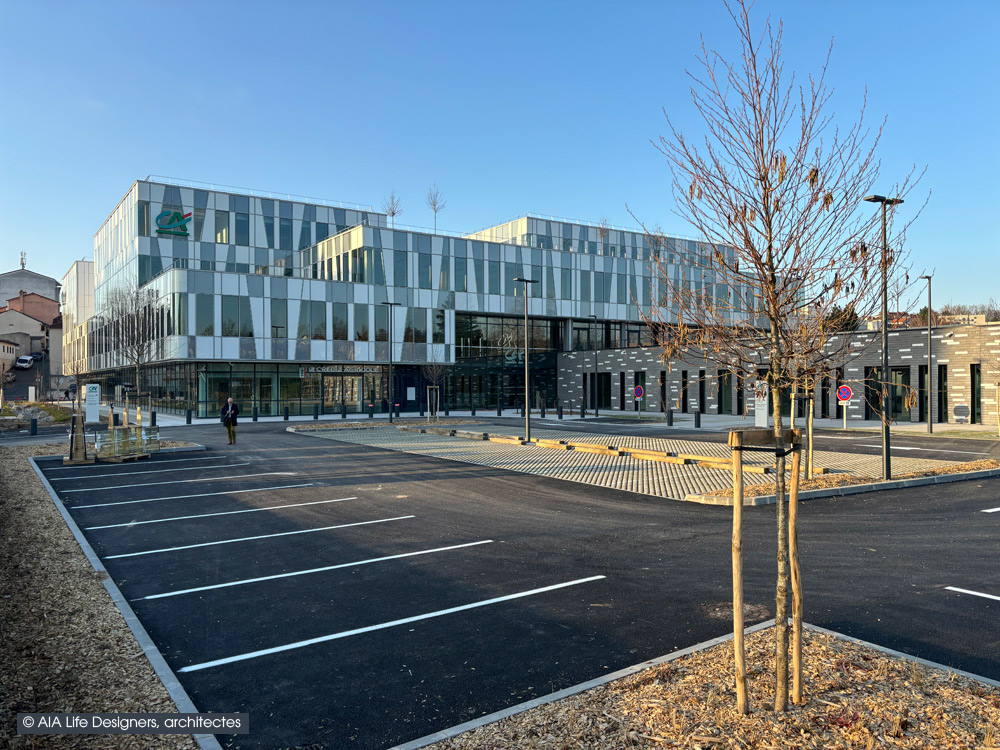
[302,424,959,502]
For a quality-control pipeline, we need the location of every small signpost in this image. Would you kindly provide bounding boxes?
[837,385,853,430]
[634,384,644,419]
[85,384,100,423]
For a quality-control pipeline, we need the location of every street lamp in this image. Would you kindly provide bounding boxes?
[513,277,538,441]
[588,314,599,417]
[381,301,399,423]
[919,274,932,434]
[863,194,904,480]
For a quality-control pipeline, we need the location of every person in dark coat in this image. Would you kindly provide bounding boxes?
[221,397,240,444]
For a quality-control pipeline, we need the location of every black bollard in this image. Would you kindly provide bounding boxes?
[557,403,564,420]
[185,409,192,425]
[420,403,425,417]
[313,403,319,420]
[497,404,502,417]
[30,418,37,436]
[471,403,476,417]
[113,413,120,426]
[283,406,289,421]
[150,411,157,427]
[252,406,258,422]
[540,402,546,419]
[341,402,347,419]
[444,402,450,417]
[368,402,374,419]
[521,403,526,418]
[667,409,673,427]
[395,402,401,419]
[694,411,701,428]
[580,401,585,418]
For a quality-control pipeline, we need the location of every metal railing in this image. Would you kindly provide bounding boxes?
[144,175,377,212]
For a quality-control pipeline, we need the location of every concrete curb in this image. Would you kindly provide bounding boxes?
[684,467,1000,506]
[391,618,1000,750]
[28,457,223,750]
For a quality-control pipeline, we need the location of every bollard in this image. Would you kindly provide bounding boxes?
[694,411,701,428]
[284,406,289,421]
[313,403,319,420]
[540,403,546,419]
[150,410,157,427]
[113,413,121,426]
[185,409,192,425]
[341,402,347,419]
[557,403,564,420]
[521,403,526,418]
[667,409,673,427]
[420,403,425,417]
[445,402,450,417]
[368,402,374,419]
[471,403,476,417]
[497,404,502,417]
[253,406,258,422]
[30,418,37,436]
[580,401,585,418]
[395,402,401,419]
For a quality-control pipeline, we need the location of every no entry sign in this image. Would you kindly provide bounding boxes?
[837,385,853,402]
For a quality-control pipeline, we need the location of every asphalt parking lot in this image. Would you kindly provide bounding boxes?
[33,423,1000,749]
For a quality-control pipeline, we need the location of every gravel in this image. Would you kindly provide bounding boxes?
[0,445,198,750]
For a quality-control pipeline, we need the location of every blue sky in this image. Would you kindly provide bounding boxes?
[1,0,997,306]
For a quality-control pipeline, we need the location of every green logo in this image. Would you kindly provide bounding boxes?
[155,210,192,237]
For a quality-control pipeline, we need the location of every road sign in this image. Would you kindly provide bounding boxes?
[837,385,853,402]
[634,385,644,399]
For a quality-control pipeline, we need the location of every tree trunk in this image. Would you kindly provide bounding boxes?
[772,372,790,712]
[789,436,804,704]
[731,431,749,714]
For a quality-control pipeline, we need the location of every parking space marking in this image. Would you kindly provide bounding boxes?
[857,444,990,456]
[44,455,225,471]
[982,507,1000,513]
[178,575,605,672]
[108,514,415,560]
[85,497,360,530]
[72,483,314,509]
[50,463,250,480]
[135,539,490,600]
[945,586,1000,602]
[62,472,298,493]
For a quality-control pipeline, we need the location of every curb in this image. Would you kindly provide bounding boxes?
[28,457,223,750]
[390,618,1000,750]
[684,467,1000,505]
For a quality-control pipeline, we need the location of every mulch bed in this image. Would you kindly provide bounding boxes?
[0,445,198,749]
[431,626,1000,749]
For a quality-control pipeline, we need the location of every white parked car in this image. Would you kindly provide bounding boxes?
[14,355,33,369]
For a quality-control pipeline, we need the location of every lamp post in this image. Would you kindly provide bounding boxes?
[513,277,538,440]
[381,301,399,423]
[864,194,904,480]
[588,314,599,417]
[919,275,932,434]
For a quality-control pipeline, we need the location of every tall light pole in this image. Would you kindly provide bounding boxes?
[513,277,538,440]
[381,301,399,423]
[588,314,599,417]
[919,275,932,434]
[864,194,904,480]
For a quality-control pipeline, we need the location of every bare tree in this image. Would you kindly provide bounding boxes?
[421,359,449,421]
[426,184,446,232]
[635,0,922,712]
[105,279,159,411]
[382,190,403,229]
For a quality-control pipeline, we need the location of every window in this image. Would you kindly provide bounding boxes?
[406,308,427,343]
[455,257,467,292]
[298,221,312,250]
[195,294,214,336]
[374,304,388,341]
[215,211,229,243]
[263,216,275,248]
[580,270,591,302]
[311,301,326,340]
[270,298,287,338]
[235,213,250,246]
[433,309,445,344]
[594,272,606,302]
[531,265,542,297]
[332,303,348,340]
[239,297,253,337]
[418,254,431,289]
[354,303,369,341]
[279,217,292,251]
[561,268,572,300]
[137,201,150,237]
[316,223,329,242]
[222,296,239,336]
[394,250,408,286]
[438,256,450,290]
[505,262,520,296]
[488,261,500,294]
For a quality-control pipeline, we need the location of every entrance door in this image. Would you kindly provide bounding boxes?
[820,377,830,418]
[736,373,745,416]
[634,371,646,412]
[323,375,340,414]
[680,371,688,413]
[971,364,982,424]
[918,365,927,423]
[698,370,706,413]
[718,369,733,414]
[864,366,879,421]
[937,364,948,423]
[890,367,910,420]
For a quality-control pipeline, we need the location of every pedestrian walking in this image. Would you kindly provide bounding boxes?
[221,397,240,445]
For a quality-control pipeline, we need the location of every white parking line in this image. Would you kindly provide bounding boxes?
[50,463,250,480]
[44,455,226,471]
[135,538,486,598]
[72,483,314,509]
[62,472,297,493]
[85,497,359,529]
[945,586,1000,602]
[177,575,606,672]
[982,507,1000,514]
[111,514,415,560]
[857,444,990,456]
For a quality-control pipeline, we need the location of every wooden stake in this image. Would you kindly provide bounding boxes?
[806,396,814,480]
[729,430,749,714]
[789,440,803,705]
